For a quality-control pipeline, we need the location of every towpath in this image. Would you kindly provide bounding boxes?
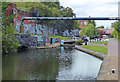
[97,38,119,80]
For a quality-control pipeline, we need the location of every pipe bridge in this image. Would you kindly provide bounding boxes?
[21,17,120,25]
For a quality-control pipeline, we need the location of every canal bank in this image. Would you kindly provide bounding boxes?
[36,43,60,49]
[75,46,105,60]
[97,38,118,80]
[97,55,118,80]
[74,38,118,80]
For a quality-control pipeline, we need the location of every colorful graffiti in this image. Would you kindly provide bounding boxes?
[15,34,49,48]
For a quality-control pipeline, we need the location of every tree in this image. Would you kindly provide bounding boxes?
[79,28,87,37]
[2,24,21,54]
[111,21,120,41]
[87,20,96,26]
[2,2,20,54]
[79,23,98,37]
[86,24,98,37]
[2,2,10,13]
[15,2,79,32]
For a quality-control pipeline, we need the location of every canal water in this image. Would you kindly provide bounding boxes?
[2,47,102,80]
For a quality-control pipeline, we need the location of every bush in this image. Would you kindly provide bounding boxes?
[2,24,20,54]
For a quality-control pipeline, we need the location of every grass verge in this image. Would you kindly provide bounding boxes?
[49,35,70,41]
[80,45,107,54]
[90,41,108,44]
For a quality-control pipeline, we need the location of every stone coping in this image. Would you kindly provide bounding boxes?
[75,45,106,60]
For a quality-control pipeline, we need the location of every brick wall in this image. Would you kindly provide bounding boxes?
[97,28,114,34]
[6,3,17,16]
[6,3,61,36]
[78,20,88,28]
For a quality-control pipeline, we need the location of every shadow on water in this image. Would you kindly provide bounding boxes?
[2,47,102,80]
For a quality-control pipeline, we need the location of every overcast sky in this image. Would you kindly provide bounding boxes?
[59,0,119,28]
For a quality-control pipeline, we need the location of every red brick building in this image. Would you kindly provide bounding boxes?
[78,20,88,28]
[5,3,39,34]
[5,3,61,36]
[97,27,114,37]
[6,3,17,16]
[97,23,115,35]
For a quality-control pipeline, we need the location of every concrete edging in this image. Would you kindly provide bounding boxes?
[75,45,106,60]
[97,38,119,80]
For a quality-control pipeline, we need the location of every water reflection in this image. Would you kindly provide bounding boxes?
[2,47,102,80]
[57,50,102,80]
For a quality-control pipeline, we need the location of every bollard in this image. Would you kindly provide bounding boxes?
[50,38,53,44]
[61,40,64,45]
[112,69,115,74]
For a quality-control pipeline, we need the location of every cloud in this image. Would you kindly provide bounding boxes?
[59,0,119,27]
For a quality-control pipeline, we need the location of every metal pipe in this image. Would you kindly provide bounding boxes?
[21,17,120,25]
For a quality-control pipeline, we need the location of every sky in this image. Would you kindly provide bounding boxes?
[59,0,119,28]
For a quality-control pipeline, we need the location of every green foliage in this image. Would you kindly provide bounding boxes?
[2,2,16,25]
[87,20,96,26]
[79,28,87,37]
[111,21,120,41]
[2,2,80,54]
[42,2,60,9]
[2,2,11,13]
[97,26,104,29]
[2,14,16,25]
[2,2,21,54]
[80,45,107,54]
[73,20,81,30]
[79,23,98,37]
[2,24,21,54]
[15,2,80,31]
[112,29,118,38]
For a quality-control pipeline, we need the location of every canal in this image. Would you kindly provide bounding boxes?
[2,47,102,80]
